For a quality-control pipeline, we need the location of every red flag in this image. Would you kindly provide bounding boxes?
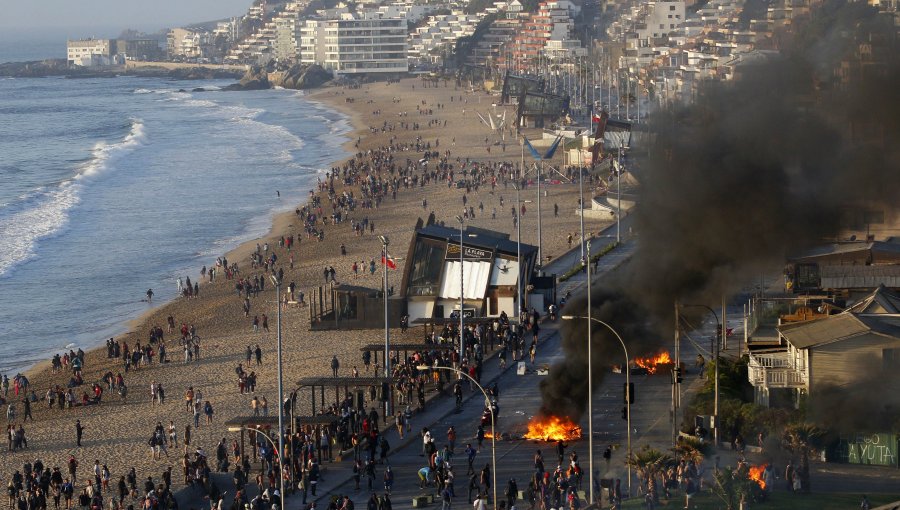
[381,254,397,270]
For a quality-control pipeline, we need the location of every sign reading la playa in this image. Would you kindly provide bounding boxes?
[446,244,492,261]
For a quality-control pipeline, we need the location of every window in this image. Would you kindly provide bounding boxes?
[670,5,676,9]
[660,24,665,29]
[407,238,445,296]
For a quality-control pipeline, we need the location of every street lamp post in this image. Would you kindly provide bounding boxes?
[561,314,632,496]
[417,365,497,509]
[379,235,392,416]
[228,425,285,510]
[512,185,534,318]
[579,165,586,265]
[455,215,466,364]
[684,304,721,447]
[269,274,285,498]
[615,147,624,243]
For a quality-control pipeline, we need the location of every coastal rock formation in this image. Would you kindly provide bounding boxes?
[0,59,244,80]
[224,64,332,91]
[0,59,73,77]
[276,64,332,90]
[223,65,270,91]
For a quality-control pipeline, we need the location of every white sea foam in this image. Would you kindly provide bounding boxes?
[0,119,146,278]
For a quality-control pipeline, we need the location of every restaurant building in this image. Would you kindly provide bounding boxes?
[399,224,539,322]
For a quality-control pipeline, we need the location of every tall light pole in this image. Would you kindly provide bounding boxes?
[379,235,392,416]
[579,164,586,264]
[455,215,466,363]
[418,365,497,509]
[537,161,543,272]
[615,146,624,243]
[682,304,721,447]
[512,184,533,319]
[228,425,285,510]
[269,274,285,495]
[561,314,632,495]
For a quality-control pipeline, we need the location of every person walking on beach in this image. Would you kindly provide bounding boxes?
[75,420,85,447]
[255,345,262,366]
[331,356,340,377]
[146,289,154,302]
[21,398,32,421]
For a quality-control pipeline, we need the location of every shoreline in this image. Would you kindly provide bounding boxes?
[3,76,609,487]
[17,86,359,382]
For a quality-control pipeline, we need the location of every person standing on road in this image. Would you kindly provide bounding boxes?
[505,478,518,510]
[465,444,477,475]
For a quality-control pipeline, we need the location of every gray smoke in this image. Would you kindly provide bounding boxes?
[539,0,900,421]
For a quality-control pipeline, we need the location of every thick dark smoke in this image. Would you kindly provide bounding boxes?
[540,0,900,421]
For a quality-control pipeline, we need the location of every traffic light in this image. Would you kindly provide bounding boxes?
[623,382,635,404]
[621,406,628,420]
[674,367,683,383]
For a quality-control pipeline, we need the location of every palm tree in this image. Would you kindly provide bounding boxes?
[626,445,675,503]
[781,423,826,493]
[673,436,707,465]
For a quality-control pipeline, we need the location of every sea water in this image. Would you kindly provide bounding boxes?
[0,75,350,375]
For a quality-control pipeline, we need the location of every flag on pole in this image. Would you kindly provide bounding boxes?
[381,253,397,270]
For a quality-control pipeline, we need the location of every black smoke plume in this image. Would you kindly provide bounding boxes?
[540,0,900,421]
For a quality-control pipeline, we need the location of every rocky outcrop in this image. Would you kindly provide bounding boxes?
[222,64,332,91]
[273,64,332,90]
[223,65,270,91]
[0,59,74,77]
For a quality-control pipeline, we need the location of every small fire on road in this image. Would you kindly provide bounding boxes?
[524,415,583,441]
[634,351,673,374]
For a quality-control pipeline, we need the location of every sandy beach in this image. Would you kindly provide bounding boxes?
[2,76,612,491]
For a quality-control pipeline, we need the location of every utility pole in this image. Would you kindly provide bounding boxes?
[672,300,680,446]
[380,235,392,416]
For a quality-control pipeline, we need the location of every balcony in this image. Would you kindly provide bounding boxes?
[748,351,807,389]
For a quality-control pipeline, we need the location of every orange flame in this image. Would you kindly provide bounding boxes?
[524,415,583,441]
[748,464,767,490]
[634,352,673,374]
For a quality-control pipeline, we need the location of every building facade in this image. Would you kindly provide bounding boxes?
[67,39,116,67]
[322,15,408,75]
[400,225,538,321]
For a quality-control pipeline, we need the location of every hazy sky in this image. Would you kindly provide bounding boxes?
[0,0,251,32]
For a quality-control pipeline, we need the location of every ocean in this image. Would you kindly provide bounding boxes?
[0,75,350,376]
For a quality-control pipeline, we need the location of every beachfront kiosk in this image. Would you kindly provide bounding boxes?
[399,224,540,322]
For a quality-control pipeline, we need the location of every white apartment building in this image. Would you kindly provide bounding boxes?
[274,12,302,61]
[300,20,327,65]
[168,28,213,60]
[67,39,116,67]
[408,11,480,67]
[637,0,686,39]
[319,14,408,75]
